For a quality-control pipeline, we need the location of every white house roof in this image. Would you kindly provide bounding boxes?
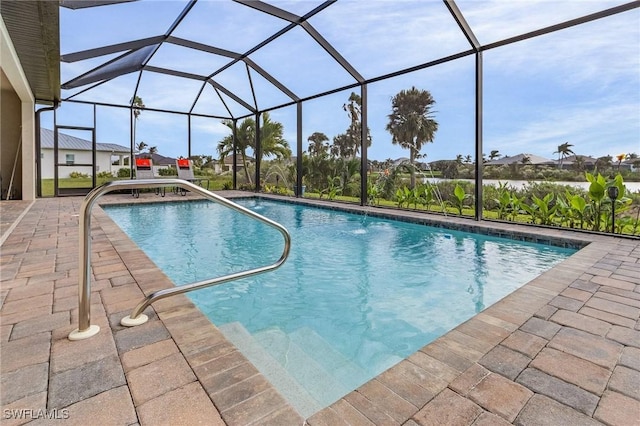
[40,128,129,153]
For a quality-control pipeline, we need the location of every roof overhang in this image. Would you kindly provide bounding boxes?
[0,0,60,105]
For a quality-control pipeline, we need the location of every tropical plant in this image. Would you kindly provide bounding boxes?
[335,157,361,197]
[451,184,471,215]
[325,176,342,200]
[420,185,435,211]
[493,182,512,220]
[554,142,574,169]
[606,174,633,233]
[508,194,526,222]
[131,96,145,148]
[218,118,254,184]
[564,191,588,229]
[523,193,556,225]
[489,150,501,161]
[386,86,438,188]
[367,180,380,206]
[395,186,413,209]
[585,172,609,231]
[217,112,289,186]
[259,112,292,161]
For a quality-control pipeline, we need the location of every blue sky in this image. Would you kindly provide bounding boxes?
[44,0,639,162]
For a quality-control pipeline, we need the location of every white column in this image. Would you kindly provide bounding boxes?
[21,101,35,200]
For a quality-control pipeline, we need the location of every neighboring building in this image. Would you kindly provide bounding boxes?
[40,128,130,178]
[217,155,254,173]
[1,1,59,199]
[486,153,552,166]
[620,159,639,172]
[550,154,598,170]
[136,153,177,175]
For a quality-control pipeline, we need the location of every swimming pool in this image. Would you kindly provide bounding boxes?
[104,198,576,417]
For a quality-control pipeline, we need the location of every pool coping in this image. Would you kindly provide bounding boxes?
[1,192,639,425]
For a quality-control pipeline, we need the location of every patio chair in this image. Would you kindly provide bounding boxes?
[175,158,209,195]
[132,157,165,198]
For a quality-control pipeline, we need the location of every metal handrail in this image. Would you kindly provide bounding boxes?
[68,179,291,340]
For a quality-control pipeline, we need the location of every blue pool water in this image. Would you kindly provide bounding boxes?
[104,199,575,417]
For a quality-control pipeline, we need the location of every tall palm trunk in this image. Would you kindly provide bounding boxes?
[409,147,417,188]
[240,150,252,185]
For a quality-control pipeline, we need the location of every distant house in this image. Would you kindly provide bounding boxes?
[40,128,130,179]
[392,157,430,171]
[216,155,254,173]
[136,153,177,175]
[486,153,552,166]
[551,155,598,170]
[620,158,639,172]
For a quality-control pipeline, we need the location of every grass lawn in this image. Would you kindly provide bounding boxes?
[40,176,234,197]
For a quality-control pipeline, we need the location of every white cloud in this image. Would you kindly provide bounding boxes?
[487,99,640,158]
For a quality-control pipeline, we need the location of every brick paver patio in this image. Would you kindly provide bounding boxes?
[1,194,639,425]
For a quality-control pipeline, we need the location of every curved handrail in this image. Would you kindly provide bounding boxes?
[68,179,291,340]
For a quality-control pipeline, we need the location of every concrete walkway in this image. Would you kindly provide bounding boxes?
[1,194,638,425]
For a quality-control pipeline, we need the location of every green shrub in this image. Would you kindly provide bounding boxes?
[158,166,176,176]
[97,171,114,178]
[117,168,132,178]
[69,171,89,178]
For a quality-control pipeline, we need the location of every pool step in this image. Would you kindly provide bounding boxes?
[253,327,352,408]
[217,322,322,418]
[288,326,371,391]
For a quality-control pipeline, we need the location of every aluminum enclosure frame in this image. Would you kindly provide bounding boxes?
[55,0,639,209]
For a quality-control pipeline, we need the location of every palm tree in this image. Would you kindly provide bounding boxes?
[340,92,371,158]
[259,112,291,161]
[135,141,148,155]
[554,142,574,169]
[131,96,145,148]
[148,146,157,160]
[218,118,255,185]
[489,150,501,161]
[386,86,438,188]
[330,133,354,158]
[307,132,329,157]
[217,112,290,185]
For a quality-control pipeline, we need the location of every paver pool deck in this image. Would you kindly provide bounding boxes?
[1,193,639,425]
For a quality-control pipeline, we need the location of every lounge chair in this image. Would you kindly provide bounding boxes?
[175,158,209,195]
[132,157,165,197]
